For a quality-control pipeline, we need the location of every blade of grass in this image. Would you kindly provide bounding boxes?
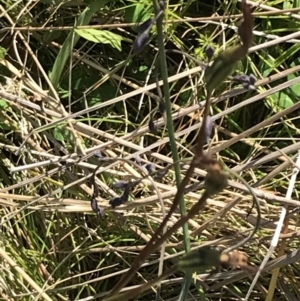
[49,0,112,92]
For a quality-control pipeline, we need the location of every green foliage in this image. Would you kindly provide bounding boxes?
[124,0,153,32]
[284,0,300,8]
[0,99,8,108]
[75,29,123,51]
[60,66,117,106]
[49,0,111,91]
[53,126,66,142]
[0,46,6,60]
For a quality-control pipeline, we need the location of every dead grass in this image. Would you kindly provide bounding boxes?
[0,0,300,300]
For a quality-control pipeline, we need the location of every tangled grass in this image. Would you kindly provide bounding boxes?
[0,0,300,300]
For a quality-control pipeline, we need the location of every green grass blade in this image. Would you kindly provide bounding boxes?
[152,0,191,299]
[49,0,112,92]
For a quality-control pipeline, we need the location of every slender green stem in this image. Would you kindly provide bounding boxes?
[152,0,190,253]
[108,2,195,296]
[152,3,193,299]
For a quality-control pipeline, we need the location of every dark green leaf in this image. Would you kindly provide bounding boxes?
[75,29,123,51]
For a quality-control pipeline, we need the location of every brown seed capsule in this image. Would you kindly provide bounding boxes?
[204,169,228,195]
[220,250,249,268]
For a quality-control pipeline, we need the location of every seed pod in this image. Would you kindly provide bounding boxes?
[138,18,153,33]
[148,118,158,134]
[178,246,223,273]
[205,45,215,61]
[205,1,252,93]
[113,181,128,189]
[134,31,150,54]
[232,74,249,84]
[91,195,104,218]
[120,186,130,203]
[242,81,255,90]
[145,163,156,174]
[205,45,246,94]
[242,81,250,89]
[204,169,228,195]
[109,197,122,209]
